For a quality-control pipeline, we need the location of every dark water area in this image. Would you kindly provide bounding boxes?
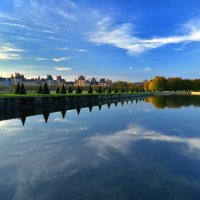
[0,95,200,200]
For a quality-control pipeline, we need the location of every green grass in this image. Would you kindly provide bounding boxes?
[0,92,149,98]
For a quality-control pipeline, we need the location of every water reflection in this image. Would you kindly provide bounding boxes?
[12,95,200,126]
[0,97,146,126]
[0,95,200,199]
[146,95,200,109]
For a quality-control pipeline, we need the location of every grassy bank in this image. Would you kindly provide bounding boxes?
[0,92,149,98]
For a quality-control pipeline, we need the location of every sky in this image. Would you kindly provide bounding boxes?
[1,0,200,81]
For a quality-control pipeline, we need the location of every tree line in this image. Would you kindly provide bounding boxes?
[13,82,145,95]
[144,76,200,92]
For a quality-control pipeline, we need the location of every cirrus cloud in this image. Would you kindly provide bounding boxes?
[88,18,200,55]
[55,67,72,71]
[53,57,72,62]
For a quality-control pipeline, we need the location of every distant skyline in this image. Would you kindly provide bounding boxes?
[1,0,200,81]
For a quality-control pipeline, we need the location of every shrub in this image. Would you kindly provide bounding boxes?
[114,88,118,93]
[56,86,60,94]
[15,83,21,94]
[68,86,73,93]
[96,86,102,93]
[76,85,82,94]
[88,86,93,94]
[61,84,66,94]
[37,85,42,94]
[42,82,50,94]
[20,83,26,94]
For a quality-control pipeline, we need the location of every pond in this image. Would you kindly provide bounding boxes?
[0,95,200,200]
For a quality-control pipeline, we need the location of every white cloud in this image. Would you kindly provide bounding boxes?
[143,67,152,71]
[88,18,200,54]
[0,44,24,53]
[0,53,21,60]
[0,22,31,30]
[53,57,72,62]
[56,47,69,51]
[67,0,77,9]
[76,48,88,52]
[35,57,48,61]
[42,30,55,34]
[0,44,24,60]
[53,118,73,123]
[55,67,72,71]
[86,125,200,159]
[56,9,77,21]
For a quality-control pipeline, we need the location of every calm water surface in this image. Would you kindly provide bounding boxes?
[0,96,200,200]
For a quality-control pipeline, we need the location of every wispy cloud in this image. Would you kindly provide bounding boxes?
[0,44,24,60]
[0,22,31,30]
[56,47,69,51]
[55,67,72,71]
[0,45,24,53]
[35,57,48,61]
[67,0,78,9]
[42,30,55,34]
[56,9,77,21]
[88,18,200,54]
[76,48,88,52]
[53,57,72,62]
[0,53,22,60]
[86,125,200,159]
[143,67,152,71]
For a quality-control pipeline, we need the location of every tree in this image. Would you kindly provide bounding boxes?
[68,86,73,93]
[88,86,93,94]
[76,85,82,94]
[56,86,60,94]
[131,87,134,93]
[114,88,118,93]
[37,85,42,94]
[153,76,167,92]
[167,77,182,91]
[15,83,21,94]
[143,81,149,92]
[96,86,102,93]
[42,82,50,94]
[107,87,112,93]
[148,80,154,91]
[61,84,66,94]
[20,83,27,94]
[193,79,200,91]
[120,88,125,93]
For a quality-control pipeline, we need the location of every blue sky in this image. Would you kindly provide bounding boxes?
[1,0,200,81]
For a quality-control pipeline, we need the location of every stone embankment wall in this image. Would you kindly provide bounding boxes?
[0,93,152,121]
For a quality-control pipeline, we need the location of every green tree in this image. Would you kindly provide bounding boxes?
[96,86,102,93]
[120,88,125,93]
[88,86,93,94]
[76,85,82,94]
[107,87,112,93]
[61,84,66,94]
[37,85,42,94]
[68,86,73,93]
[152,76,167,91]
[56,86,60,94]
[114,88,118,93]
[15,83,21,94]
[193,79,200,91]
[20,83,26,94]
[42,82,50,94]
